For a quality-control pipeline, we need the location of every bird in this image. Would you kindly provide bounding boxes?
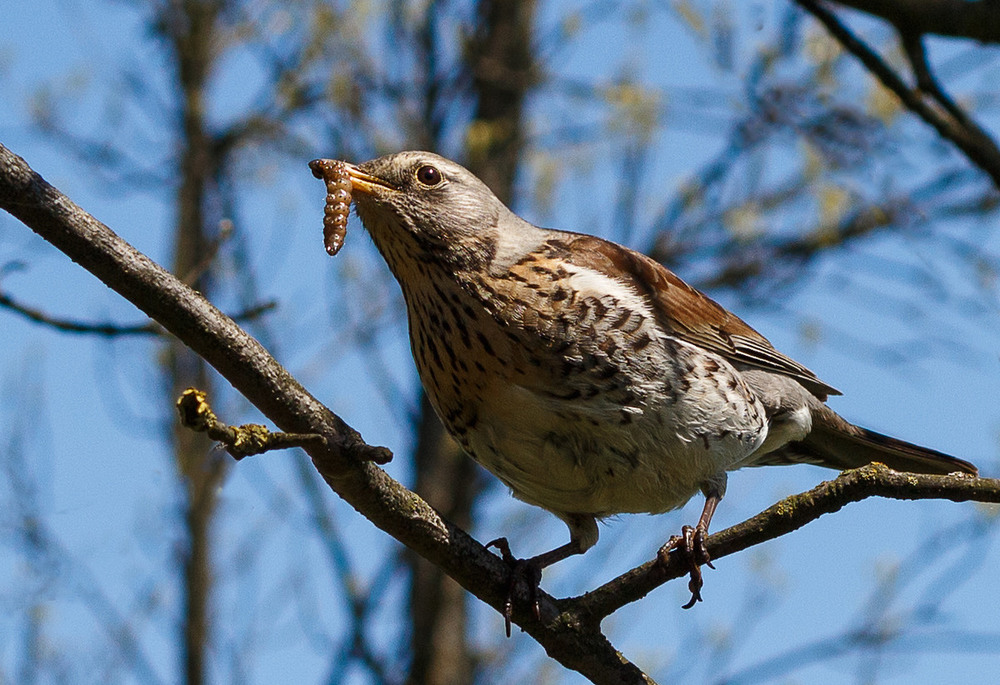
[309,151,978,629]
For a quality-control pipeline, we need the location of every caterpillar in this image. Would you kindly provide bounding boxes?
[309,159,351,256]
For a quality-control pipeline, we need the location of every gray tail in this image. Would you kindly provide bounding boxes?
[807,421,977,475]
[761,408,978,476]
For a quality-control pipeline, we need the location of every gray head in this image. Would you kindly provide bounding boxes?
[342,151,521,273]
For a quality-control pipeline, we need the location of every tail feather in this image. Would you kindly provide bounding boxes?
[804,421,978,476]
[756,407,978,476]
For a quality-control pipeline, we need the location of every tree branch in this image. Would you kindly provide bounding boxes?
[0,289,162,336]
[573,463,996,622]
[0,288,276,337]
[898,31,969,126]
[176,387,329,460]
[797,0,1000,189]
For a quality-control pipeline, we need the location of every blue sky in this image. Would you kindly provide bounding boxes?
[2,1,1000,683]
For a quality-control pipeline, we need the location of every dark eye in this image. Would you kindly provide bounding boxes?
[416,165,443,186]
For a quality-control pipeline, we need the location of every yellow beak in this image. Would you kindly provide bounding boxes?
[342,162,394,196]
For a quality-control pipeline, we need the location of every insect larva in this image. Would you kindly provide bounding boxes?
[309,158,352,256]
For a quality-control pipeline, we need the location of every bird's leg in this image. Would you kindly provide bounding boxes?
[486,537,582,637]
[657,484,722,609]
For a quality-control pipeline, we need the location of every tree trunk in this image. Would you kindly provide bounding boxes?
[158,2,228,683]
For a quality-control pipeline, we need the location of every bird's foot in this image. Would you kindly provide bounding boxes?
[657,524,714,609]
[486,537,543,638]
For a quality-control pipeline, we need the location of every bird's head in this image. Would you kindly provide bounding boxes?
[339,151,512,272]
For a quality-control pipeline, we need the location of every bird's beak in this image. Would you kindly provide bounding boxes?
[344,162,395,196]
[309,158,396,196]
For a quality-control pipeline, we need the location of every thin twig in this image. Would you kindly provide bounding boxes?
[0,290,160,336]
[899,30,970,126]
[572,463,996,623]
[0,289,277,337]
[179,218,234,286]
[176,388,329,460]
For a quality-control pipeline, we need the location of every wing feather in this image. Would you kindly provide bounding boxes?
[543,232,841,399]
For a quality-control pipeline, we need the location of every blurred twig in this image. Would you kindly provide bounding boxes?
[0,289,276,337]
[796,0,1000,188]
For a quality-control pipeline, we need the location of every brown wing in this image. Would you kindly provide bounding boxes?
[547,232,841,400]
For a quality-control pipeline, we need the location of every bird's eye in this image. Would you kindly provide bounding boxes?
[416,165,443,187]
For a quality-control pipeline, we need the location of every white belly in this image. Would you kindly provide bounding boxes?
[465,339,769,517]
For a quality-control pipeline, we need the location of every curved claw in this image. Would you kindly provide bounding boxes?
[657,524,714,609]
[487,537,542,637]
